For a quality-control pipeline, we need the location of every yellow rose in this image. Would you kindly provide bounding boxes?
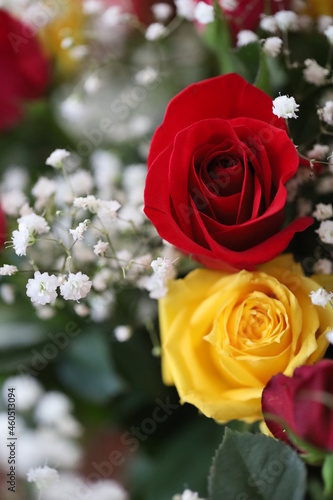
[38,0,85,77]
[159,255,333,423]
[301,0,333,17]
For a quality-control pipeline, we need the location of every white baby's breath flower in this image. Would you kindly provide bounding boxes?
[18,213,50,234]
[12,223,32,256]
[303,59,329,86]
[307,144,330,160]
[32,177,57,205]
[46,149,70,168]
[274,10,299,31]
[152,3,173,21]
[97,200,121,220]
[194,1,214,24]
[26,272,58,305]
[60,272,92,301]
[69,219,90,241]
[142,274,168,299]
[318,15,333,32]
[263,36,283,57]
[35,305,56,320]
[151,257,175,281]
[69,170,94,196]
[2,375,43,411]
[60,36,73,49]
[326,328,333,344]
[74,303,90,317]
[60,95,84,121]
[35,392,73,426]
[145,22,168,40]
[101,5,125,26]
[73,195,100,213]
[272,95,299,119]
[313,259,333,274]
[93,239,109,256]
[114,325,132,342]
[82,0,104,15]
[319,100,333,126]
[0,264,18,276]
[0,284,15,304]
[173,489,205,500]
[324,25,333,44]
[220,0,238,11]
[309,288,333,307]
[19,203,34,217]
[135,66,159,86]
[84,74,102,94]
[27,465,59,490]
[2,165,28,192]
[174,0,196,20]
[92,268,113,292]
[236,30,259,47]
[260,15,277,33]
[312,203,333,220]
[316,220,333,244]
[1,190,26,216]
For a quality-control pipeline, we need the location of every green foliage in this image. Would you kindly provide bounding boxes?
[57,329,125,403]
[208,429,307,500]
[322,455,333,498]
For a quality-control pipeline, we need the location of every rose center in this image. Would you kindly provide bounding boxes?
[205,156,243,196]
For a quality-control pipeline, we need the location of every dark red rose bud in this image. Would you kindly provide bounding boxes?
[262,360,333,453]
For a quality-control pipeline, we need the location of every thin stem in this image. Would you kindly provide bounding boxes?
[145,319,161,357]
[96,217,123,273]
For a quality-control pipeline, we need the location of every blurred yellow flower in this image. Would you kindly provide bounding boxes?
[38,0,85,77]
[159,255,333,423]
[303,0,333,17]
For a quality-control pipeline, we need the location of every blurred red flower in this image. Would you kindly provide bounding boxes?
[0,9,49,132]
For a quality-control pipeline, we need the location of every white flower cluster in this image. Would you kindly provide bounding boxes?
[1,148,176,321]
[173,489,205,500]
[272,95,299,119]
[260,10,300,33]
[140,256,176,299]
[309,288,333,307]
[26,271,92,305]
[0,376,83,477]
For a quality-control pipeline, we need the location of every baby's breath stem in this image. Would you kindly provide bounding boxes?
[145,319,161,357]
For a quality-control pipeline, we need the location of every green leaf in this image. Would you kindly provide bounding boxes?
[322,454,333,498]
[57,330,125,403]
[254,52,272,95]
[203,13,237,75]
[208,429,306,500]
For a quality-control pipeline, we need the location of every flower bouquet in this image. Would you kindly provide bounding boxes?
[0,0,333,499]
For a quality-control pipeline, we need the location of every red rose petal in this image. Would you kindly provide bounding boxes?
[148,74,287,167]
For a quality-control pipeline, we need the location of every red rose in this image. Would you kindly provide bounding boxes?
[144,74,312,270]
[0,9,49,132]
[262,360,333,452]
